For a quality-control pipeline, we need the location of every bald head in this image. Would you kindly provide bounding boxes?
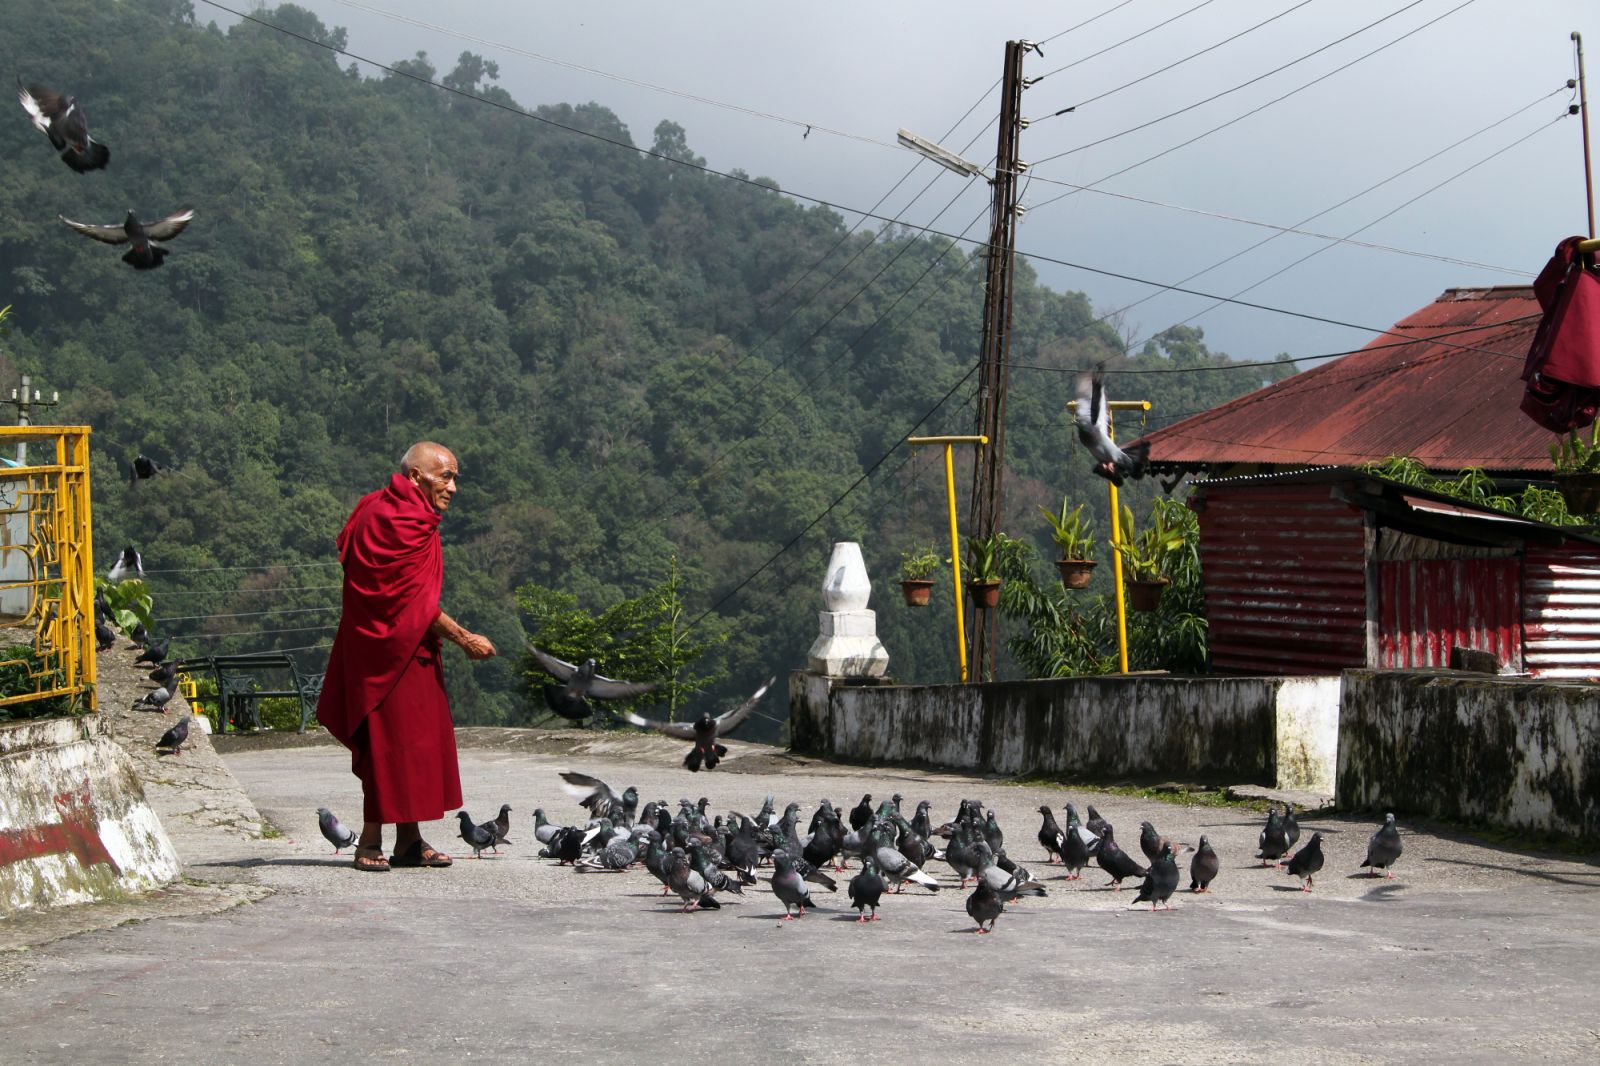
[400,441,459,513]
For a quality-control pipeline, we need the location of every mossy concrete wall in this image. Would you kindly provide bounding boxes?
[0,716,182,916]
[791,673,1340,787]
[1339,671,1600,842]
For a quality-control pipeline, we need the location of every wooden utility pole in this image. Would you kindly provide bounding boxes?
[6,375,59,465]
[966,39,1033,681]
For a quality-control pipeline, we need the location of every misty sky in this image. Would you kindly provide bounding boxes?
[201,0,1597,390]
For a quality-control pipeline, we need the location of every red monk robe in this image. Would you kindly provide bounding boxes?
[317,472,462,823]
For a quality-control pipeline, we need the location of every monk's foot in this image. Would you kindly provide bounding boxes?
[352,845,390,872]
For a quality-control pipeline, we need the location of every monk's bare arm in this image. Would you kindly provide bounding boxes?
[431,610,497,660]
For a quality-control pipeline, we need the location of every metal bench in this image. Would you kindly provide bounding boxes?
[177,652,325,734]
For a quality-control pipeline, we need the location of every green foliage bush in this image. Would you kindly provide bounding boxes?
[0,644,78,721]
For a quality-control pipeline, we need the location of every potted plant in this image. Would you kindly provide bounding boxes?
[897,545,942,607]
[1549,422,1600,515]
[965,532,1005,609]
[1040,498,1097,589]
[1116,504,1184,611]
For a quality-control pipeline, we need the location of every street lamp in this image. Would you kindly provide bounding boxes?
[896,128,990,181]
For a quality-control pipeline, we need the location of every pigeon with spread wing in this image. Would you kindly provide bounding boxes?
[1073,365,1149,487]
[526,645,658,725]
[59,207,194,270]
[616,676,774,771]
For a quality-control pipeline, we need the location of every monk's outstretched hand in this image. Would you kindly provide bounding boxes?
[458,632,497,660]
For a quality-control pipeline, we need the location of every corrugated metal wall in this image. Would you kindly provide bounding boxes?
[1523,544,1600,679]
[1198,488,1368,674]
[1377,558,1522,669]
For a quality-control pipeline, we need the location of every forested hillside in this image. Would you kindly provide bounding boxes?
[0,1,1291,734]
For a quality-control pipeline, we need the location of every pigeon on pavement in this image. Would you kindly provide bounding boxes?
[17,78,110,172]
[1036,805,1067,864]
[95,620,116,651]
[60,208,195,270]
[1284,832,1325,891]
[1139,820,1187,864]
[135,638,170,666]
[527,645,658,725]
[1189,835,1220,893]
[665,846,721,911]
[108,544,143,582]
[474,804,512,853]
[965,876,1017,934]
[456,810,497,859]
[1134,843,1180,911]
[1095,825,1147,890]
[1283,804,1301,849]
[132,685,173,712]
[1258,807,1291,866]
[617,676,774,771]
[317,807,358,854]
[847,856,887,922]
[770,850,814,920]
[1074,365,1150,486]
[849,794,874,834]
[155,716,190,755]
[1361,813,1404,878]
[1084,804,1111,839]
[532,808,563,846]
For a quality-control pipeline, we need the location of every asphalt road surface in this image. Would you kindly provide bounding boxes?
[2,733,1596,1064]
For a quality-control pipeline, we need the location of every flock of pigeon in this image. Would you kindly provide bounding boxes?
[317,773,1406,933]
[17,77,194,268]
[95,556,193,757]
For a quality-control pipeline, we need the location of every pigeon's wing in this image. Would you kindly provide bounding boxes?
[143,208,195,241]
[615,708,696,741]
[1072,370,1095,430]
[16,79,55,134]
[711,676,776,732]
[559,770,622,816]
[527,645,578,682]
[58,215,128,245]
[586,671,659,699]
[1089,367,1112,436]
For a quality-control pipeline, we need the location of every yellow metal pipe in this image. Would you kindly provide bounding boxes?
[908,434,988,683]
[1580,237,1600,253]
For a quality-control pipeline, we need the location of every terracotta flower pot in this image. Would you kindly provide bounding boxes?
[900,579,934,607]
[1056,558,1096,590]
[966,578,1002,609]
[1128,576,1170,612]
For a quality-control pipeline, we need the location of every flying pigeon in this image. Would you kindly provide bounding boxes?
[1284,832,1325,891]
[558,771,637,823]
[456,810,497,859]
[60,208,195,270]
[1095,825,1147,890]
[1361,813,1404,878]
[1258,807,1291,867]
[526,645,658,725]
[847,856,887,922]
[1134,843,1180,911]
[128,455,162,485]
[16,78,110,172]
[108,544,143,583]
[317,807,358,854]
[1189,835,1219,893]
[135,637,170,667]
[770,850,814,920]
[1073,365,1150,486]
[155,715,190,755]
[616,676,774,771]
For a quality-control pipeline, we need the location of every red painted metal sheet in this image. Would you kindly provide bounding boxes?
[1377,558,1522,669]
[1523,544,1600,679]
[1198,487,1368,674]
[1137,287,1547,473]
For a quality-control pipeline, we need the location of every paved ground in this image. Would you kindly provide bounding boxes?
[2,731,1598,1064]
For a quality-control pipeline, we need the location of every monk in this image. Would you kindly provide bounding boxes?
[317,442,496,871]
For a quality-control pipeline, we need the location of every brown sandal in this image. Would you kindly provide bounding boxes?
[352,845,390,872]
[390,840,452,868]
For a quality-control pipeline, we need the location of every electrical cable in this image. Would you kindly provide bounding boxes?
[1031,0,1322,119]
[155,605,340,623]
[1037,0,1140,47]
[1030,0,1449,166]
[1030,0,1219,82]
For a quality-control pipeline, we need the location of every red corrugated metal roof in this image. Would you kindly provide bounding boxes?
[1139,286,1550,472]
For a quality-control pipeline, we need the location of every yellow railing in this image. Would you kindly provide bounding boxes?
[0,427,95,712]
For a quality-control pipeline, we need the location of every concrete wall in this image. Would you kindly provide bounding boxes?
[791,672,1340,788]
[1339,670,1600,842]
[0,716,182,915]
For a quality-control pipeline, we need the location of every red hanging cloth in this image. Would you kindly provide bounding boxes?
[1521,235,1600,433]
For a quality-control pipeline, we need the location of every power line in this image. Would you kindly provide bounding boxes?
[174,623,340,641]
[1038,0,1140,47]
[1025,0,1477,212]
[155,605,340,623]
[141,560,340,574]
[156,585,342,598]
[1031,0,1322,119]
[1030,0,1449,165]
[1030,0,1220,82]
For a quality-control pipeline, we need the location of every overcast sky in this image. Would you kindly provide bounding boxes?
[205,0,1597,375]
